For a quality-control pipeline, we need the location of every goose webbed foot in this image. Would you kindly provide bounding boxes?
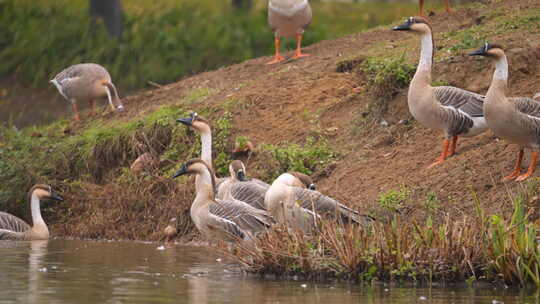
[515,151,538,182]
[503,148,524,181]
[427,138,450,169]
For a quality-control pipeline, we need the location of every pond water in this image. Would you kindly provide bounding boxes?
[0,239,537,304]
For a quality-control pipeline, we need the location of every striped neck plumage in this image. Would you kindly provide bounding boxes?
[31,192,45,226]
[418,32,434,72]
[494,55,509,83]
[200,131,213,171]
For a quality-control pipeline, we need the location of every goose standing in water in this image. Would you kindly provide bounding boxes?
[172,159,274,242]
[0,184,64,240]
[267,0,312,64]
[265,172,372,232]
[469,43,540,181]
[393,17,488,168]
[418,0,452,17]
[216,160,270,211]
[50,63,124,122]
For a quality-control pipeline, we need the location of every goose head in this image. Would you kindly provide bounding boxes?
[172,158,217,192]
[29,184,64,202]
[176,112,211,134]
[275,172,316,189]
[393,16,431,35]
[468,43,505,59]
[229,160,247,182]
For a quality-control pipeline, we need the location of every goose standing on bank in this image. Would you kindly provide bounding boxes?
[216,160,270,211]
[0,184,64,240]
[469,43,540,181]
[51,63,124,122]
[418,0,452,17]
[267,0,312,64]
[172,159,274,242]
[265,172,372,231]
[393,17,488,168]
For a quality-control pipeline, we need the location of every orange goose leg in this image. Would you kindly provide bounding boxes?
[503,148,524,181]
[515,151,538,182]
[444,0,453,13]
[88,100,96,116]
[292,33,310,60]
[448,135,458,157]
[419,0,426,17]
[72,103,81,122]
[267,37,285,65]
[428,138,450,169]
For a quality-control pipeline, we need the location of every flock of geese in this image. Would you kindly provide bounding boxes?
[1,0,540,244]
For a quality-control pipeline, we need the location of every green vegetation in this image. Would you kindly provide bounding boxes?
[377,187,410,213]
[259,137,338,180]
[233,189,540,286]
[0,0,419,90]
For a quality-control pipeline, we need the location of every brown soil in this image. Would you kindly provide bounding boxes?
[51,0,540,240]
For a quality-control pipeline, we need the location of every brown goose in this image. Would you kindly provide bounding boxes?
[469,43,540,181]
[0,184,64,240]
[172,159,274,242]
[216,160,270,211]
[264,172,372,231]
[267,0,312,64]
[393,17,488,168]
[419,0,452,17]
[50,63,124,122]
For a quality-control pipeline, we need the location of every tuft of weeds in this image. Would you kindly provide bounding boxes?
[257,137,338,180]
[230,193,540,286]
[377,187,410,213]
[360,54,415,116]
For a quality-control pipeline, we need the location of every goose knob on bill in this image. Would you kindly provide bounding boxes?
[469,43,540,181]
[393,17,488,169]
[0,184,64,240]
[50,63,125,122]
[267,0,312,65]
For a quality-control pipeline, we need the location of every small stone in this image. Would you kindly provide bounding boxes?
[156,245,165,250]
[216,258,222,262]
[419,296,427,300]
[301,284,307,288]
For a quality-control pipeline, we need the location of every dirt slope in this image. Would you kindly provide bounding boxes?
[51,0,540,239]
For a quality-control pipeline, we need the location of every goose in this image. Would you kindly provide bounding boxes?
[393,17,488,168]
[172,159,274,242]
[419,0,452,17]
[50,63,124,122]
[267,0,312,64]
[177,112,265,204]
[264,172,372,231]
[0,184,64,240]
[469,43,540,181]
[216,160,270,211]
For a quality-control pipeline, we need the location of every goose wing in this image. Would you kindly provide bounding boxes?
[230,180,269,210]
[210,199,274,233]
[511,97,540,135]
[205,213,246,240]
[0,212,30,240]
[434,86,485,117]
[291,188,372,225]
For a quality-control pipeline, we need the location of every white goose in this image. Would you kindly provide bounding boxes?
[0,184,64,240]
[469,43,540,181]
[265,172,372,232]
[393,17,488,168]
[51,63,124,122]
[172,159,274,242]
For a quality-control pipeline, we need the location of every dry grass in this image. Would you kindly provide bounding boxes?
[228,193,540,286]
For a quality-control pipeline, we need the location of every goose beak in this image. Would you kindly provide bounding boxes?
[237,171,247,181]
[468,47,487,56]
[172,165,188,178]
[393,21,411,31]
[176,117,193,126]
[50,193,64,201]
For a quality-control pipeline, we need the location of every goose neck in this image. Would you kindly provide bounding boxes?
[30,192,46,228]
[412,32,434,86]
[200,131,213,170]
[487,55,509,99]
